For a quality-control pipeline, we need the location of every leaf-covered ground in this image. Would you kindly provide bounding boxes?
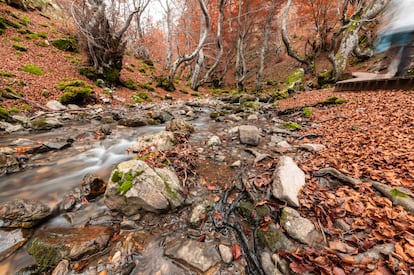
[279,89,414,274]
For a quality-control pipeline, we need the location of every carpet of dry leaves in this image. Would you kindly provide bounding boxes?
[279,89,414,274]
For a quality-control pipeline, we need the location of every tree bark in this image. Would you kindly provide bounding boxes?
[169,0,210,84]
[256,0,277,91]
[281,0,312,67]
[328,0,390,81]
[193,0,225,90]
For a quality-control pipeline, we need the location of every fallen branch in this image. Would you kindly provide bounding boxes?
[3,92,49,111]
[368,179,414,215]
[314,167,361,187]
[213,188,265,275]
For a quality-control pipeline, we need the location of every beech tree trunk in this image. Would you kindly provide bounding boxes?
[169,0,210,84]
[235,0,250,91]
[328,0,390,81]
[256,0,277,91]
[192,0,225,91]
[71,0,138,84]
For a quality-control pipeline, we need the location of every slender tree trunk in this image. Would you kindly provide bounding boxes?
[235,0,250,91]
[169,0,210,84]
[281,0,311,67]
[192,0,226,90]
[328,0,390,81]
[256,0,276,91]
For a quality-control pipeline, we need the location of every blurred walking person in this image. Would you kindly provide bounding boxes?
[375,0,414,77]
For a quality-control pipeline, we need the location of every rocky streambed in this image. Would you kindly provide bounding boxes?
[0,97,404,274]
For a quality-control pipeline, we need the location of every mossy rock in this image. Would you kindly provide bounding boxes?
[78,66,97,81]
[56,78,94,105]
[301,107,313,117]
[51,36,78,52]
[27,239,69,269]
[236,201,271,224]
[0,106,10,120]
[271,90,290,101]
[317,69,334,88]
[155,76,175,92]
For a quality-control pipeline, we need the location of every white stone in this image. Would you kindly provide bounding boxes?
[272,156,305,207]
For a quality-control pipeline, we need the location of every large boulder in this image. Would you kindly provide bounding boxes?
[27,226,112,269]
[104,160,185,215]
[0,199,52,228]
[239,125,260,146]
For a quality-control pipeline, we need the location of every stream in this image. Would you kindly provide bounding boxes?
[0,107,224,274]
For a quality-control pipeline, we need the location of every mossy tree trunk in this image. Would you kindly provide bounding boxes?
[328,0,390,81]
[71,0,138,84]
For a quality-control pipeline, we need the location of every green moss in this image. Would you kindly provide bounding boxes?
[25,33,39,40]
[191,92,200,97]
[132,92,152,104]
[390,189,409,198]
[0,71,16,77]
[283,122,302,131]
[111,170,123,183]
[155,76,175,92]
[51,36,78,52]
[138,82,155,91]
[271,90,289,100]
[242,101,260,109]
[115,170,144,195]
[27,239,68,269]
[56,78,94,105]
[0,16,21,29]
[19,16,31,26]
[11,36,21,42]
[12,43,28,52]
[317,69,334,88]
[301,107,313,117]
[22,64,43,75]
[78,67,97,80]
[320,96,347,105]
[122,78,136,90]
[0,106,9,119]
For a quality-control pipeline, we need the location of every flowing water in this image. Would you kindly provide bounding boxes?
[0,113,216,273]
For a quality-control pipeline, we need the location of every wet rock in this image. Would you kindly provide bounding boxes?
[239,125,260,146]
[51,259,69,275]
[129,131,176,153]
[104,160,185,215]
[164,239,221,272]
[227,114,243,122]
[0,153,20,175]
[0,228,31,261]
[118,115,147,127]
[272,156,305,207]
[189,200,211,226]
[27,226,112,269]
[257,223,296,253]
[10,138,36,146]
[165,119,195,134]
[0,199,52,228]
[152,110,174,123]
[11,112,29,125]
[30,117,63,130]
[218,244,233,264]
[247,114,258,120]
[26,140,72,154]
[46,100,67,111]
[0,121,24,133]
[206,135,221,147]
[280,207,321,245]
[81,174,107,200]
[299,143,326,152]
